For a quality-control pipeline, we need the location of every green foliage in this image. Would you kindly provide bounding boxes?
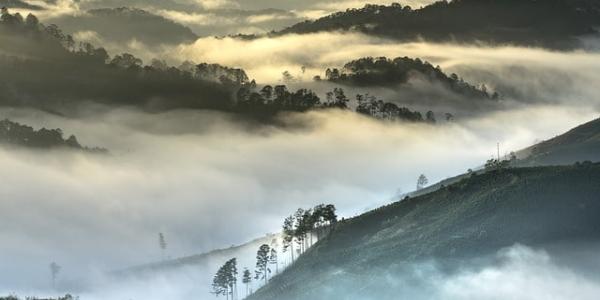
[250,164,600,299]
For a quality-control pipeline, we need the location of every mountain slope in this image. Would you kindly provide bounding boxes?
[248,164,600,299]
[113,234,283,297]
[519,117,600,166]
[49,7,198,46]
[408,116,600,199]
[275,0,600,49]
[0,12,240,113]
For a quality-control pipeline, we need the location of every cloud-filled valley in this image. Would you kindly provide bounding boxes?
[2,1,600,299]
[0,103,597,291]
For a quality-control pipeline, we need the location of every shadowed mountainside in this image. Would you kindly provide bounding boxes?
[248,163,600,300]
[275,0,600,49]
[49,7,198,46]
[519,117,600,166]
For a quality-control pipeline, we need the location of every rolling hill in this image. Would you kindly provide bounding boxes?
[112,234,283,297]
[408,116,600,198]
[519,117,600,166]
[48,7,198,46]
[247,163,600,300]
[275,0,600,49]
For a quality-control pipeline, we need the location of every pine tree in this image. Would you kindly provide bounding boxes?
[269,248,278,275]
[242,268,252,297]
[255,244,270,285]
[282,215,295,262]
[49,262,61,289]
[211,258,238,299]
[158,232,167,260]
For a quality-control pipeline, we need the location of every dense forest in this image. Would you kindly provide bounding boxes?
[275,0,600,49]
[0,8,245,112]
[1,9,465,123]
[0,119,106,152]
[320,56,497,99]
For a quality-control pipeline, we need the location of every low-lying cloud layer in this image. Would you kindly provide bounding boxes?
[0,104,596,292]
[172,33,600,105]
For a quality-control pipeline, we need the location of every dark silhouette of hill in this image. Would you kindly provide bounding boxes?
[275,0,600,49]
[0,10,244,113]
[248,163,600,300]
[1,11,451,123]
[50,7,198,46]
[0,0,42,10]
[321,56,497,100]
[0,119,106,152]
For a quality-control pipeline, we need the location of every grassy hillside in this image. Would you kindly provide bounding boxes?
[519,117,600,166]
[249,164,600,299]
[275,0,600,49]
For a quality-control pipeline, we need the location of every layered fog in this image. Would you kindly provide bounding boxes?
[2,1,600,299]
[0,105,597,294]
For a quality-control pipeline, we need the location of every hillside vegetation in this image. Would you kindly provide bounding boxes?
[0,119,106,152]
[249,164,600,299]
[276,0,600,49]
[519,117,600,166]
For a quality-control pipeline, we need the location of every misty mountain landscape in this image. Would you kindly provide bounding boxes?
[1,1,600,300]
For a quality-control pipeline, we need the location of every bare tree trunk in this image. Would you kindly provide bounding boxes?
[291,242,294,262]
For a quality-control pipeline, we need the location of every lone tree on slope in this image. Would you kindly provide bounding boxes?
[417,174,429,190]
[158,232,167,260]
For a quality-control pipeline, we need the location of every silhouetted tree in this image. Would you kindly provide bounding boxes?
[211,258,237,299]
[269,247,278,275]
[417,174,429,190]
[49,262,61,289]
[158,232,167,260]
[282,215,295,262]
[425,111,436,123]
[242,268,252,297]
[255,244,270,285]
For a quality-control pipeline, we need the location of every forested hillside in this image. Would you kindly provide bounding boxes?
[0,9,245,112]
[248,163,600,299]
[0,119,106,152]
[321,56,497,98]
[1,10,481,122]
[276,0,600,49]
[50,7,198,46]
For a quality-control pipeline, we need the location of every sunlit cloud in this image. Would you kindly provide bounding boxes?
[0,103,596,290]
